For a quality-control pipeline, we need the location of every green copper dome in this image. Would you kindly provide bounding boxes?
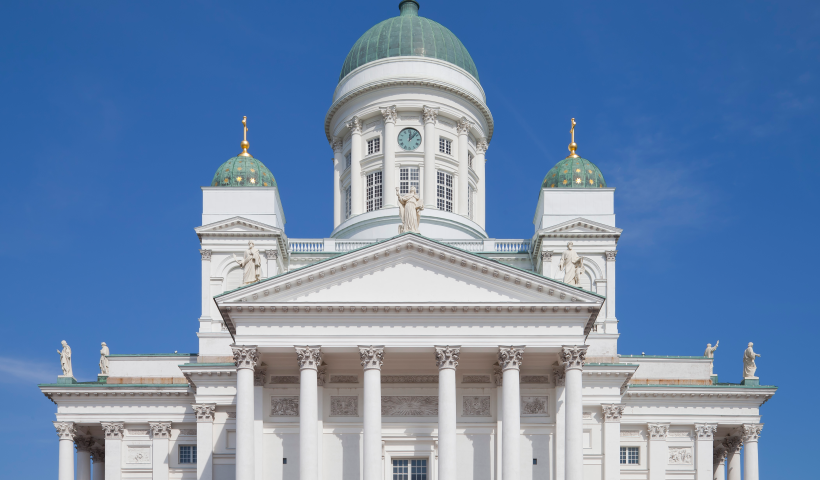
[339,1,479,83]
[211,156,277,188]
[542,156,607,189]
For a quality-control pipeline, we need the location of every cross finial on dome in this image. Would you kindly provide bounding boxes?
[239,116,253,157]
[567,118,579,158]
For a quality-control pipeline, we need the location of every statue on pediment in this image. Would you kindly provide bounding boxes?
[100,342,110,375]
[743,342,761,378]
[396,186,424,233]
[704,341,718,375]
[57,340,72,377]
[559,242,585,286]
[233,241,262,285]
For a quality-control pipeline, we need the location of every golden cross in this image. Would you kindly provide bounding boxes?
[570,118,576,144]
[242,116,249,142]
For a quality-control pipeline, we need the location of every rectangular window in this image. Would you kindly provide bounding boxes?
[399,167,420,194]
[620,447,639,465]
[392,459,427,480]
[439,137,452,155]
[468,185,474,220]
[366,171,383,212]
[468,151,474,169]
[345,152,351,170]
[179,445,197,464]
[367,137,381,155]
[437,171,453,212]
[345,185,351,219]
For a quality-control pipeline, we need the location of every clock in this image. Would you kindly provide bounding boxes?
[397,127,422,151]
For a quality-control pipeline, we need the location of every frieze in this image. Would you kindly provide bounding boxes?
[668,431,691,438]
[462,396,491,417]
[177,429,197,436]
[125,429,148,436]
[620,431,641,437]
[521,375,549,384]
[462,375,491,384]
[271,396,299,417]
[270,375,300,384]
[226,411,236,419]
[381,375,438,383]
[382,396,438,416]
[330,396,358,417]
[521,396,548,415]
[330,375,359,383]
[668,447,693,465]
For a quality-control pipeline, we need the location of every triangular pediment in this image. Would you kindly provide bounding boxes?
[538,218,622,236]
[196,216,283,238]
[215,234,604,305]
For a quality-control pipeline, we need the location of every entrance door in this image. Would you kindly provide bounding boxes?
[392,459,428,480]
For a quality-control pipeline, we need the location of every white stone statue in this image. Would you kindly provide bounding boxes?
[99,342,110,375]
[558,242,585,286]
[57,340,72,377]
[396,186,424,234]
[704,340,719,375]
[743,342,761,378]
[233,241,262,285]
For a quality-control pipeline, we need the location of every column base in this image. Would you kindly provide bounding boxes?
[741,377,759,386]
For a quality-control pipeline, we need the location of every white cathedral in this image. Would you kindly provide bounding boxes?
[41,2,775,480]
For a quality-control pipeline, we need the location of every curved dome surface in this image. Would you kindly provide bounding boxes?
[542,157,607,189]
[211,156,277,188]
[339,1,479,83]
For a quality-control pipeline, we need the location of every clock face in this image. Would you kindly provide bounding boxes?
[397,128,422,151]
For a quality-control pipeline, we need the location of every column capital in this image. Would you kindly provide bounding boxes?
[380,105,398,124]
[456,117,473,135]
[54,421,76,440]
[476,139,488,154]
[74,435,95,452]
[498,346,524,371]
[254,366,267,386]
[493,364,503,386]
[601,404,625,422]
[605,250,618,262]
[331,138,344,153]
[560,345,588,372]
[540,250,554,261]
[265,249,278,260]
[713,446,727,466]
[199,249,212,261]
[422,105,439,124]
[722,435,743,453]
[91,445,105,464]
[647,423,670,440]
[192,404,217,422]
[346,116,362,134]
[296,346,323,371]
[552,367,565,386]
[435,346,460,370]
[231,345,258,370]
[149,422,171,439]
[359,345,385,370]
[695,423,718,440]
[741,423,763,442]
[101,422,124,440]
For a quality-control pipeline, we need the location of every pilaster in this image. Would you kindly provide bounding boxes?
[199,249,212,324]
[346,116,363,216]
[541,250,554,278]
[456,117,472,216]
[149,422,171,480]
[695,424,717,480]
[475,139,488,228]
[422,106,439,208]
[331,138,344,227]
[193,404,216,480]
[380,106,398,207]
[648,424,670,480]
[602,405,624,480]
[101,422,124,480]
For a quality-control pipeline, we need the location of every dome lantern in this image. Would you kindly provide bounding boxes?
[210,116,277,188]
[542,119,607,189]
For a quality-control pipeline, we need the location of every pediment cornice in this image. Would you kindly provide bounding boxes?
[196,216,285,238]
[536,218,622,239]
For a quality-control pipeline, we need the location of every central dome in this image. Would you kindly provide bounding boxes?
[339,0,479,83]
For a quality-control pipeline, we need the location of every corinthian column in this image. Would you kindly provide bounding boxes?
[741,424,763,480]
[54,422,76,480]
[193,404,216,480]
[297,346,323,480]
[346,117,363,216]
[474,139,488,228]
[695,424,717,480]
[561,345,588,480]
[722,436,742,480]
[553,368,566,480]
[436,346,460,480]
[381,106,398,207]
[360,346,385,480]
[602,405,625,480]
[498,346,524,480]
[232,345,258,480]
[456,117,472,216]
[101,422,124,480]
[91,446,105,480]
[331,138,344,227]
[422,106,439,208]
[75,435,95,480]
[713,447,727,480]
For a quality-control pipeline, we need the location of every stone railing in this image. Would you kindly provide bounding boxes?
[288,238,531,254]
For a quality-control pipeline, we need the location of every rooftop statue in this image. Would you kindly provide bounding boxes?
[559,242,585,286]
[57,340,72,377]
[100,342,110,375]
[743,342,761,379]
[396,186,424,234]
[233,241,262,285]
[704,340,719,375]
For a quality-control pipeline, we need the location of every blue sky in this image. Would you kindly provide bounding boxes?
[1,0,817,477]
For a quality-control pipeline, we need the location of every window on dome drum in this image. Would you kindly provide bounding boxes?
[392,459,427,480]
[439,137,452,155]
[620,447,639,465]
[345,186,352,219]
[400,167,420,194]
[366,171,382,212]
[179,445,197,464]
[367,137,381,155]
[437,171,453,212]
[345,152,351,170]
[468,151,474,169]
[468,185,474,220]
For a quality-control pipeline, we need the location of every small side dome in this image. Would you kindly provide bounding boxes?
[542,157,606,189]
[211,156,277,187]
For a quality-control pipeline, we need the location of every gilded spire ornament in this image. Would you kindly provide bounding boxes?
[567,118,579,158]
[239,116,253,157]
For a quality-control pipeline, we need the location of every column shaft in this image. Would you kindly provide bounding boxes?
[436,346,459,480]
[602,405,624,480]
[360,346,384,480]
[422,106,438,208]
[498,347,523,480]
[77,451,91,480]
[554,381,566,480]
[381,107,397,207]
[102,422,123,480]
[475,140,487,229]
[456,118,471,216]
[713,450,726,480]
[149,423,171,480]
[332,139,344,227]
[233,346,258,480]
[742,424,762,480]
[724,437,742,480]
[604,251,617,325]
[92,460,104,480]
[648,425,669,480]
[200,250,211,321]
[195,407,215,480]
[562,346,588,480]
[54,422,76,480]
[348,117,363,216]
[298,347,322,480]
[695,425,717,480]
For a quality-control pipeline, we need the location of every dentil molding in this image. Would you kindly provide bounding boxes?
[435,346,460,370]
[359,346,384,370]
[498,346,524,371]
[296,346,323,371]
[231,345,258,370]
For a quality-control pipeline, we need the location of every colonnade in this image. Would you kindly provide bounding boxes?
[713,424,763,480]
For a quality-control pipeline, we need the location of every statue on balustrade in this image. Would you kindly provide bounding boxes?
[396,186,424,234]
[559,242,585,286]
[743,342,761,378]
[704,340,719,375]
[99,342,110,375]
[57,340,72,377]
[233,241,262,285]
